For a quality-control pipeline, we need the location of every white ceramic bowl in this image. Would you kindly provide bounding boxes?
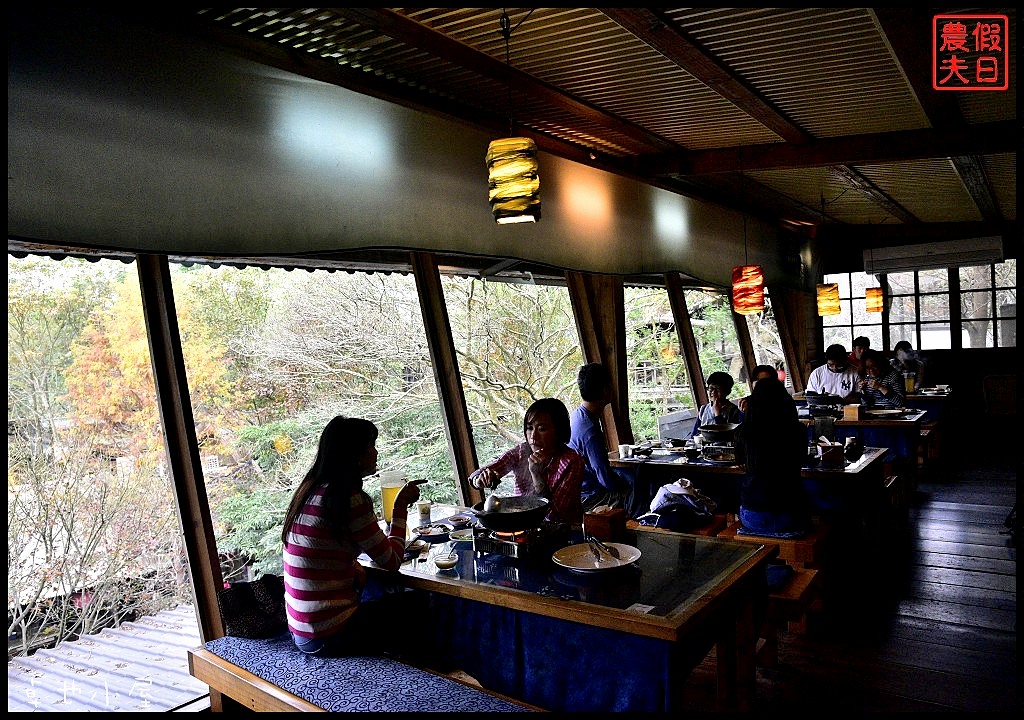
[433,554,458,570]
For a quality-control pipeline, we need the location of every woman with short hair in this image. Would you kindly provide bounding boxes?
[470,397,585,525]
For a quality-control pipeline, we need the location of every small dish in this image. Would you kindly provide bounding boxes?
[433,554,458,570]
[413,524,452,543]
[449,528,474,542]
[404,539,427,556]
[447,513,473,527]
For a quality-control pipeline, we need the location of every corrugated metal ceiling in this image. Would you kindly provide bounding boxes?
[183,7,1014,247]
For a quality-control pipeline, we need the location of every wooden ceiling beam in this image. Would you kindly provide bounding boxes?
[642,120,1018,175]
[601,8,809,144]
[329,7,676,153]
[871,8,1004,223]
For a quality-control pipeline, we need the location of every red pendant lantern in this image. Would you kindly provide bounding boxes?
[732,265,765,315]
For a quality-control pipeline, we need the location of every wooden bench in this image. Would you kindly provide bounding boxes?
[627,513,728,537]
[717,520,828,568]
[189,634,543,712]
[757,567,821,667]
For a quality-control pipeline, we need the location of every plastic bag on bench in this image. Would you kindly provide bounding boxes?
[635,480,717,531]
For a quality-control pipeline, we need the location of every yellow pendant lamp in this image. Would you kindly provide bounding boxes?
[487,137,540,224]
[816,283,841,315]
[865,287,884,313]
[486,10,540,225]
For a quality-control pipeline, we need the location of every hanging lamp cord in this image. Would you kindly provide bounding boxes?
[499,8,535,137]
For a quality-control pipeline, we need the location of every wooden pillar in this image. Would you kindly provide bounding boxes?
[136,255,223,639]
[565,271,633,445]
[771,286,813,391]
[136,255,228,710]
[410,251,480,507]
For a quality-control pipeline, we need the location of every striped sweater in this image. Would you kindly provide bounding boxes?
[283,484,407,640]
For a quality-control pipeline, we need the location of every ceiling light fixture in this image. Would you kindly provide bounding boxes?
[486,9,540,224]
[816,283,841,315]
[731,167,764,315]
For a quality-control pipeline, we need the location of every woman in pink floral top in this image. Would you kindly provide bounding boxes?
[281,416,422,656]
[470,398,585,525]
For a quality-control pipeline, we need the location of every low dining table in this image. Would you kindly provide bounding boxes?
[800,408,925,474]
[362,509,777,712]
[612,445,889,501]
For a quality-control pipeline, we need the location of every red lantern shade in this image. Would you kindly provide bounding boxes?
[865,287,884,313]
[732,265,765,315]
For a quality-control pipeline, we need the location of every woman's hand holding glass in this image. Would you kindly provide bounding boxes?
[393,479,424,513]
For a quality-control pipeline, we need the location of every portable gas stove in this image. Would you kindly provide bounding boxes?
[472,522,571,561]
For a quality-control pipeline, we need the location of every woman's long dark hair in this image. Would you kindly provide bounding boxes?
[280,416,379,544]
[739,377,801,475]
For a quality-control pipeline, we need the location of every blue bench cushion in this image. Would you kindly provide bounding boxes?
[204,633,534,712]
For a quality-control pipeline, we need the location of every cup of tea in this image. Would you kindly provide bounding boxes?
[379,470,407,523]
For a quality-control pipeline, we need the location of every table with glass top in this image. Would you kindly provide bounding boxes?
[363,519,776,712]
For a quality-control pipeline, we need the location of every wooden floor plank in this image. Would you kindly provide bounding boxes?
[909,550,1017,574]
[676,461,1017,712]
[915,537,1016,560]
[900,578,1016,610]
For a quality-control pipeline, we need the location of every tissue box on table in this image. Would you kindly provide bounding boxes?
[818,443,845,465]
[584,506,626,542]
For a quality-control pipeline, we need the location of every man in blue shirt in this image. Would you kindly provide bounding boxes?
[568,363,644,517]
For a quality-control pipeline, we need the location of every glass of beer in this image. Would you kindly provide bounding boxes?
[378,471,407,523]
[903,372,916,393]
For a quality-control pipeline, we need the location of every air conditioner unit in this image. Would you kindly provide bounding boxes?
[863,237,1003,274]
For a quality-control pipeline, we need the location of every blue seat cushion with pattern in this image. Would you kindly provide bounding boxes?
[204,633,535,712]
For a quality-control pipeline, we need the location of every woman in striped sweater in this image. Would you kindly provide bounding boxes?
[281,416,422,656]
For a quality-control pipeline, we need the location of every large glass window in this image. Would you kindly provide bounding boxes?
[960,259,1016,348]
[169,265,455,578]
[8,256,194,660]
[827,262,1013,351]
[624,285,692,440]
[822,272,884,351]
[441,277,582,495]
[683,288,743,393]
[742,289,791,390]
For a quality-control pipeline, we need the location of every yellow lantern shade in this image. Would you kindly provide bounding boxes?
[865,287,884,313]
[486,137,541,224]
[816,283,841,316]
[732,265,765,315]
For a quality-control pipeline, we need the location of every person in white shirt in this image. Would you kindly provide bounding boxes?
[806,344,861,402]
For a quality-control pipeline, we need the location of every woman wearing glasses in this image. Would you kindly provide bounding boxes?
[689,371,742,439]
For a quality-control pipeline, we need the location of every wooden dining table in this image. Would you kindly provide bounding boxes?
[612,445,889,502]
[362,507,777,712]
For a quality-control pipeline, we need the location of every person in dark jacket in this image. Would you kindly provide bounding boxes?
[733,376,811,537]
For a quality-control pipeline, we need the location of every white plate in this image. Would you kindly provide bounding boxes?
[551,543,641,573]
[701,457,736,465]
[449,528,474,542]
[866,409,905,416]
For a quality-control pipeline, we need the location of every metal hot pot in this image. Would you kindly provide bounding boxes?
[698,423,739,444]
[471,495,550,532]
